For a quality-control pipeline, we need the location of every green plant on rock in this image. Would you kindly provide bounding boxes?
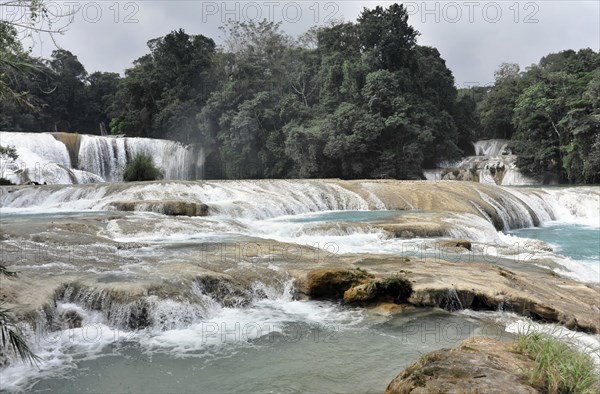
[0,266,39,365]
[515,327,599,394]
[122,153,164,182]
[380,273,413,302]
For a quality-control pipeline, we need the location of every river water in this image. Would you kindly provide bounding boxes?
[0,182,598,392]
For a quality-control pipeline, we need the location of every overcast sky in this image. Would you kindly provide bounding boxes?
[10,1,600,87]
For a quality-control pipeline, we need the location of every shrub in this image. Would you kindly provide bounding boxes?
[379,273,413,302]
[515,328,599,393]
[123,153,163,182]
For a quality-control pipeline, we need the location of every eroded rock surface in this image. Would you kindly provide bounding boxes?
[110,200,209,216]
[385,337,538,394]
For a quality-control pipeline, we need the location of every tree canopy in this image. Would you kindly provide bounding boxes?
[2,3,598,183]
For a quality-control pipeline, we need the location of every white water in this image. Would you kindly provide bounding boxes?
[473,139,510,156]
[0,181,370,219]
[78,134,200,182]
[425,139,539,186]
[1,279,367,392]
[0,132,98,184]
[0,131,201,184]
[1,181,598,391]
[3,180,596,285]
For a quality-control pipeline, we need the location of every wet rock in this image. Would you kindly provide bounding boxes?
[194,275,253,307]
[306,268,373,299]
[343,275,413,305]
[436,239,472,251]
[110,200,208,216]
[61,309,83,329]
[385,338,538,394]
[343,282,376,303]
[368,302,415,316]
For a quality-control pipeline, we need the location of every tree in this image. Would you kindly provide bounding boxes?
[509,49,600,183]
[358,4,419,71]
[110,29,216,141]
[479,63,522,139]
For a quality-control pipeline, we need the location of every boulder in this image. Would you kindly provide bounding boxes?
[436,239,472,251]
[343,275,413,305]
[306,268,373,299]
[385,338,538,394]
[110,200,208,216]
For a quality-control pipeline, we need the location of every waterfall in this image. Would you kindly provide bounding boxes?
[78,135,200,182]
[0,131,202,184]
[0,131,91,184]
[2,180,596,232]
[0,180,371,219]
[425,139,539,186]
[473,139,510,156]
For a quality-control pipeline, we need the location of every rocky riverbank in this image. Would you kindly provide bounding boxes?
[1,179,598,390]
[385,337,538,393]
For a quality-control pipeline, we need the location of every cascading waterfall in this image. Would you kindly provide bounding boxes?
[0,131,202,184]
[424,139,540,186]
[1,180,597,231]
[0,131,102,184]
[78,135,201,182]
[473,139,510,156]
[0,180,371,220]
[2,179,598,391]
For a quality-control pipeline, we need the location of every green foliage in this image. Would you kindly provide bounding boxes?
[507,50,600,183]
[0,265,39,365]
[1,4,480,179]
[515,328,599,393]
[0,304,40,365]
[0,144,18,161]
[122,153,164,182]
[380,273,413,302]
[9,4,598,184]
[479,63,522,139]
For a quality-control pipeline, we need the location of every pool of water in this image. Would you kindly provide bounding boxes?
[508,222,599,276]
[23,308,507,393]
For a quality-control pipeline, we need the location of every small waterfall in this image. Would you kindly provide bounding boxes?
[473,139,510,156]
[477,190,536,230]
[440,288,463,312]
[0,131,202,184]
[51,274,296,332]
[78,135,200,182]
[0,131,92,184]
[430,139,539,186]
[542,187,600,226]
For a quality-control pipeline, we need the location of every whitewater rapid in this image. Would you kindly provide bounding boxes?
[2,180,598,282]
[1,180,598,391]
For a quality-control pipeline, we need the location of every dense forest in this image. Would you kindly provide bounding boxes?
[1,4,599,182]
[469,50,600,184]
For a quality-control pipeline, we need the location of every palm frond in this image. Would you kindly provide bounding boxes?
[0,305,40,365]
[0,264,18,277]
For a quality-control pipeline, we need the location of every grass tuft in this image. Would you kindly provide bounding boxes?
[123,153,163,182]
[515,327,599,393]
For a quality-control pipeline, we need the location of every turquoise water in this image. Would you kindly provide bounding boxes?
[508,223,600,265]
[24,309,507,393]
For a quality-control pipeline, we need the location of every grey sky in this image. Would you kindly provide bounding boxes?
[13,1,600,87]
